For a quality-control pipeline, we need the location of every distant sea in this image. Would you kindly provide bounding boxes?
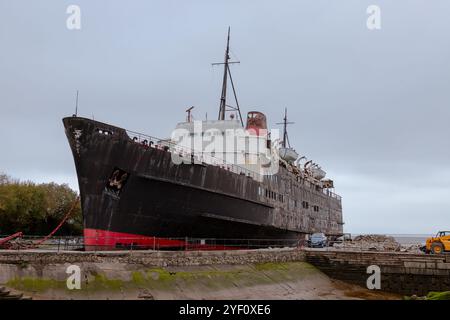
[391,234,432,245]
[352,234,432,246]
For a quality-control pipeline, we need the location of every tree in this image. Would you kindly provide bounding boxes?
[0,174,82,236]
[0,173,11,185]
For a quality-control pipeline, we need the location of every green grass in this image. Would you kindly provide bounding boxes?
[404,291,450,300]
[89,274,124,290]
[426,291,450,300]
[255,262,289,271]
[7,274,124,292]
[7,277,64,291]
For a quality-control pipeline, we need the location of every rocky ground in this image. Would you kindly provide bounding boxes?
[332,234,424,253]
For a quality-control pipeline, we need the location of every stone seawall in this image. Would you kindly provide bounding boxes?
[0,249,404,300]
[0,248,305,283]
[1,249,449,297]
[304,250,450,296]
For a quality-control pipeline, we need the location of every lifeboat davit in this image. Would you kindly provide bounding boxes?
[279,147,298,163]
[311,167,326,180]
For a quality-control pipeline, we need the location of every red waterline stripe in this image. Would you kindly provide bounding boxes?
[83,228,240,250]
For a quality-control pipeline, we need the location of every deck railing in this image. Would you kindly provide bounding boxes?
[322,188,342,201]
[125,129,342,201]
[125,129,261,181]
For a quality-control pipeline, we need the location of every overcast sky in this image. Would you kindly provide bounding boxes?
[1,1,449,234]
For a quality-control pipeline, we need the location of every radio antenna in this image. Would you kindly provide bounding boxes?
[276,108,295,148]
[74,90,79,117]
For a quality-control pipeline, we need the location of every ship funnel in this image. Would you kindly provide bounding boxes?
[246,111,267,136]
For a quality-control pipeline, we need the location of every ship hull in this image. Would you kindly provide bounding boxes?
[63,117,343,250]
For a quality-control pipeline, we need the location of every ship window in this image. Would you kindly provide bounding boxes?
[96,128,113,136]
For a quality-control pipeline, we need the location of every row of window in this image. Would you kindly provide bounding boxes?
[258,187,320,212]
[264,189,285,203]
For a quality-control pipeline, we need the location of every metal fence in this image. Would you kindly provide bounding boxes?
[0,235,427,253]
[0,235,302,252]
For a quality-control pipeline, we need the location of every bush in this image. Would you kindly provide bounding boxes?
[0,173,82,236]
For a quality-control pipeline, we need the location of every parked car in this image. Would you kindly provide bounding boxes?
[308,233,328,248]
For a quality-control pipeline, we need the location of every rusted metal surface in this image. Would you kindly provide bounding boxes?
[63,116,343,249]
[246,111,267,135]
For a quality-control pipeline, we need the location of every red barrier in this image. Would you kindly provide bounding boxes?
[0,232,23,247]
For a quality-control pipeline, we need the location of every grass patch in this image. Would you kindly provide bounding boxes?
[255,262,290,271]
[88,274,124,290]
[131,271,146,285]
[426,291,450,300]
[7,277,64,291]
[7,274,124,292]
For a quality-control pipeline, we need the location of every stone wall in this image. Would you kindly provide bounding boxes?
[1,248,449,296]
[304,250,450,296]
[0,248,305,283]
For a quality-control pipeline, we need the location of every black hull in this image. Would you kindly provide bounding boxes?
[63,117,343,249]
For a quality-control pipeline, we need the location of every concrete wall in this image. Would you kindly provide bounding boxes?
[0,248,305,283]
[1,249,449,297]
[305,251,450,296]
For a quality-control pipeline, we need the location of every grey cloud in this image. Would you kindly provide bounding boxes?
[1,0,449,233]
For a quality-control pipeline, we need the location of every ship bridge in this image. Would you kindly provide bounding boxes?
[171,118,271,177]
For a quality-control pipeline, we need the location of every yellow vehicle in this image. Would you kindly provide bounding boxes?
[425,231,450,254]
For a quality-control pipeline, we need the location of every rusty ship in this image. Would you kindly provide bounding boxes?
[63,30,343,250]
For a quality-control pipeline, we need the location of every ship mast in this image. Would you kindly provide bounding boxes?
[218,28,230,121]
[277,108,294,148]
[212,27,243,126]
[73,90,79,117]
